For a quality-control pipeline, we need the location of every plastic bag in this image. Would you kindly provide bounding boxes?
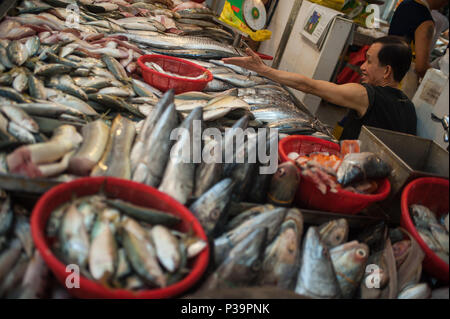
[219,1,272,42]
[336,152,391,186]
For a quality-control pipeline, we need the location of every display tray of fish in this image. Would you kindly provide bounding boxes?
[45,193,208,291]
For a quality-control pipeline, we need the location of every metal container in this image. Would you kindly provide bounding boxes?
[358,126,449,224]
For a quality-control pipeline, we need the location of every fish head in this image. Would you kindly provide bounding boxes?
[318,218,349,248]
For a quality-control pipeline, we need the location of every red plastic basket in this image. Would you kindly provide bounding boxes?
[400,177,449,283]
[278,135,391,214]
[137,54,213,94]
[31,177,210,299]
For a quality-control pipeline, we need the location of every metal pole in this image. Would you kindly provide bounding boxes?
[271,0,304,69]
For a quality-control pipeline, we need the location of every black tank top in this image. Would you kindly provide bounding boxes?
[340,84,417,140]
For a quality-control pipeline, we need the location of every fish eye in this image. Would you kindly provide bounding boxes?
[252,260,262,271]
[356,249,366,258]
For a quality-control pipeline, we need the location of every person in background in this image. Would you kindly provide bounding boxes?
[223,36,417,140]
[389,0,449,98]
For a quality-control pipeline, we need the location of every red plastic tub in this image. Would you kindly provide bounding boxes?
[400,177,449,283]
[137,54,213,94]
[278,135,391,214]
[31,177,210,299]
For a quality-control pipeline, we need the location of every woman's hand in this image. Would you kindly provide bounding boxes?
[222,48,270,75]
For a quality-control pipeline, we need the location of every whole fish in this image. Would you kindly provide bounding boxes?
[34,63,72,76]
[330,241,369,299]
[158,107,202,205]
[0,239,22,283]
[150,225,181,273]
[8,122,35,144]
[91,115,136,180]
[204,79,233,92]
[258,220,302,289]
[132,103,179,186]
[102,55,130,83]
[28,75,47,100]
[209,59,257,76]
[17,251,49,299]
[213,73,268,88]
[59,202,90,267]
[12,68,29,93]
[89,218,118,282]
[25,36,40,57]
[267,162,300,207]
[225,205,275,232]
[201,228,267,291]
[318,219,349,249]
[14,214,33,258]
[214,208,287,266]
[49,92,98,116]
[189,178,235,237]
[337,152,391,186]
[69,120,110,176]
[0,105,39,133]
[295,227,342,299]
[121,217,166,288]
[130,90,173,173]
[409,204,439,229]
[0,254,29,298]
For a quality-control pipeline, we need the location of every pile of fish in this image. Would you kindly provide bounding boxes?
[46,193,207,290]
[0,189,73,299]
[195,205,446,299]
[410,205,449,264]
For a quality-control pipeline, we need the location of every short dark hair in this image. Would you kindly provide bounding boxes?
[373,36,412,82]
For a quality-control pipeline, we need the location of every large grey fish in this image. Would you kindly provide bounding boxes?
[201,228,267,291]
[113,32,239,55]
[330,241,369,299]
[209,59,257,77]
[213,73,268,88]
[258,220,302,289]
[194,115,249,198]
[102,55,130,83]
[158,107,202,205]
[130,90,174,173]
[91,115,136,180]
[318,219,349,249]
[295,227,342,299]
[189,178,235,237]
[132,102,179,186]
[214,207,287,266]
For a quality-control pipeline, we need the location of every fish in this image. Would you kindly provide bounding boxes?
[102,55,131,83]
[14,214,33,258]
[158,107,202,205]
[409,205,439,229]
[397,283,431,299]
[201,228,267,291]
[330,241,369,299]
[11,68,29,93]
[59,202,90,267]
[51,75,89,101]
[225,205,275,232]
[0,253,29,298]
[318,219,349,249]
[49,92,99,116]
[189,178,235,237]
[7,41,29,66]
[204,78,233,92]
[91,115,136,180]
[69,120,110,176]
[258,220,302,289]
[209,59,257,76]
[0,239,23,283]
[121,217,167,288]
[131,79,161,98]
[87,94,143,118]
[336,152,391,186]
[130,90,173,173]
[34,63,72,76]
[213,73,268,88]
[105,199,181,227]
[267,162,300,207]
[295,227,342,299]
[89,217,118,282]
[132,102,179,186]
[150,225,181,273]
[0,86,31,103]
[28,74,47,100]
[418,228,444,252]
[25,36,41,57]
[17,251,49,299]
[0,196,14,236]
[8,122,35,144]
[214,208,287,266]
[0,105,39,133]
[429,223,449,254]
